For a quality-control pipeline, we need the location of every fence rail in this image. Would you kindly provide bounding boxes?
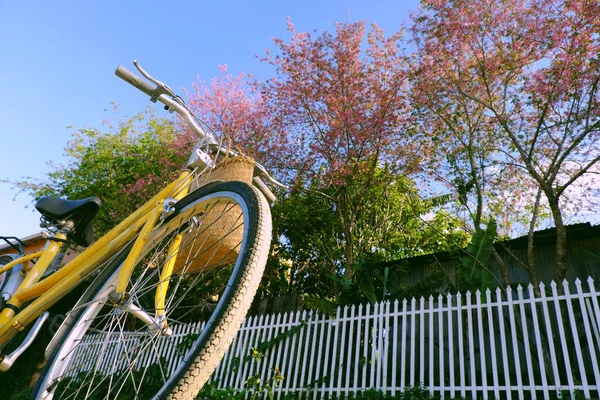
[68,277,600,399]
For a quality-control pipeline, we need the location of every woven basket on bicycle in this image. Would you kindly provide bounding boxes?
[173,153,255,275]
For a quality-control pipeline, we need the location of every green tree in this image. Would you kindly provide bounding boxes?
[260,169,469,302]
[14,110,195,236]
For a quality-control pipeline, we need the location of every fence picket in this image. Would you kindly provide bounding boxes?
[564,280,591,398]
[224,318,243,388]
[486,289,500,400]
[527,284,549,399]
[586,278,600,399]
[376,303,383,390]
[242,315,263,394]
[383,301,390,394]
[370,302,377,388]
[466,291,476,400]
[419,296,425,388]
[551,280,575,396]
[345,306,355,396]
[588,277,600,334]
[587,297,600,353]
[392,299,399,396]
[410,297,416,388]
[298,310,313,399]
[517,285,536,399]
[457,292,466,399]
[234,316,253,390]
[438,294,445,399]
[401,298,408,392]
[475,290,486,400]
[165,324,183,377]
[278,311,299,397]
[139,332,153,370]
[354,304,363,393]
[291,312,304,392]
[362,303,370,390]
[576,278,600,399]
[311,313,327,400]
[447,293,455,399]
[321,308,334,397]
[271,312,289,397]
[336,306,348,397]
[261,313,281,393]
[507,285,524,400]
[429,296,434,395]
[538,282,561,397]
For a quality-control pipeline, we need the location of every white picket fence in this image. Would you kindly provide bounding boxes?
[65,320,207,378]
[210,278,600,399]
[66,277,600,399]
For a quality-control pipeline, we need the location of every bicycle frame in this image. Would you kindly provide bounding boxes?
[0,169,195,349]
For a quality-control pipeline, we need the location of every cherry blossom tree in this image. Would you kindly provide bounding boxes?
[261,19,426,278]
[411,0,600,282]
[184,65,286,168]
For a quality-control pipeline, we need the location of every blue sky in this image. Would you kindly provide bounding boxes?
[0,0,420,238]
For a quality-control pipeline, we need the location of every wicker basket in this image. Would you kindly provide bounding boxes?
[174,154,256,275]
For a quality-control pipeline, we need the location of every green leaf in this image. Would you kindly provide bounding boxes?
[461,219,497,291]
[423,192,455,207]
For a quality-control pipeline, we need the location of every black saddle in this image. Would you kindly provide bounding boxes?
[35,197,102,247]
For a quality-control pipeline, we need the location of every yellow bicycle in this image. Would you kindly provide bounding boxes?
[0,61,277,399]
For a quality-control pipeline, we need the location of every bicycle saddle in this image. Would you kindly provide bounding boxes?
[35,197,102,247]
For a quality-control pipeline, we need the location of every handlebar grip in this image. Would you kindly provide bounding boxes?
[115,65,156,97]
[252,177,277,203]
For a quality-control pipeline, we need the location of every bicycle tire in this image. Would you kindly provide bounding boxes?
[32,181,272,400]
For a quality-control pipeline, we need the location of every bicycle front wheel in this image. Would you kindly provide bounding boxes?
[32,181,272,400]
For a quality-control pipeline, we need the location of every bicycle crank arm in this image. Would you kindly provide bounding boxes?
[0,311,49,371]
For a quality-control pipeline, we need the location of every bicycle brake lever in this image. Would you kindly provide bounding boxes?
[133,60,178,103]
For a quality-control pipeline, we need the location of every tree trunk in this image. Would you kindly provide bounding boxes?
[344,233,354,280]
[527,189,543,292]
[491,248,511,287]
[335,195,355,281]
[548,197,568,284]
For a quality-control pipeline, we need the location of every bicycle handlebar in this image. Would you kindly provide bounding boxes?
[115,65,157,98]
[115,64,213,142]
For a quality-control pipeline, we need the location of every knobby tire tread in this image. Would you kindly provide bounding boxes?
[163,183,271,399]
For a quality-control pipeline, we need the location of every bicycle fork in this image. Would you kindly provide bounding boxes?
[109,170,192,335]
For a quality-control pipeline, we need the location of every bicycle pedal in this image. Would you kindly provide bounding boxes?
[0,312,49,371]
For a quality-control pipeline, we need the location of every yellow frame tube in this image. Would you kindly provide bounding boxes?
[9,234,66,308]
[154,233,184,321]
[0,252,44,275]
[114,202,163,295]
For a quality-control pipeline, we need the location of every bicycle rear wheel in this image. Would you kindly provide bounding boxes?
[32,181,272,400]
